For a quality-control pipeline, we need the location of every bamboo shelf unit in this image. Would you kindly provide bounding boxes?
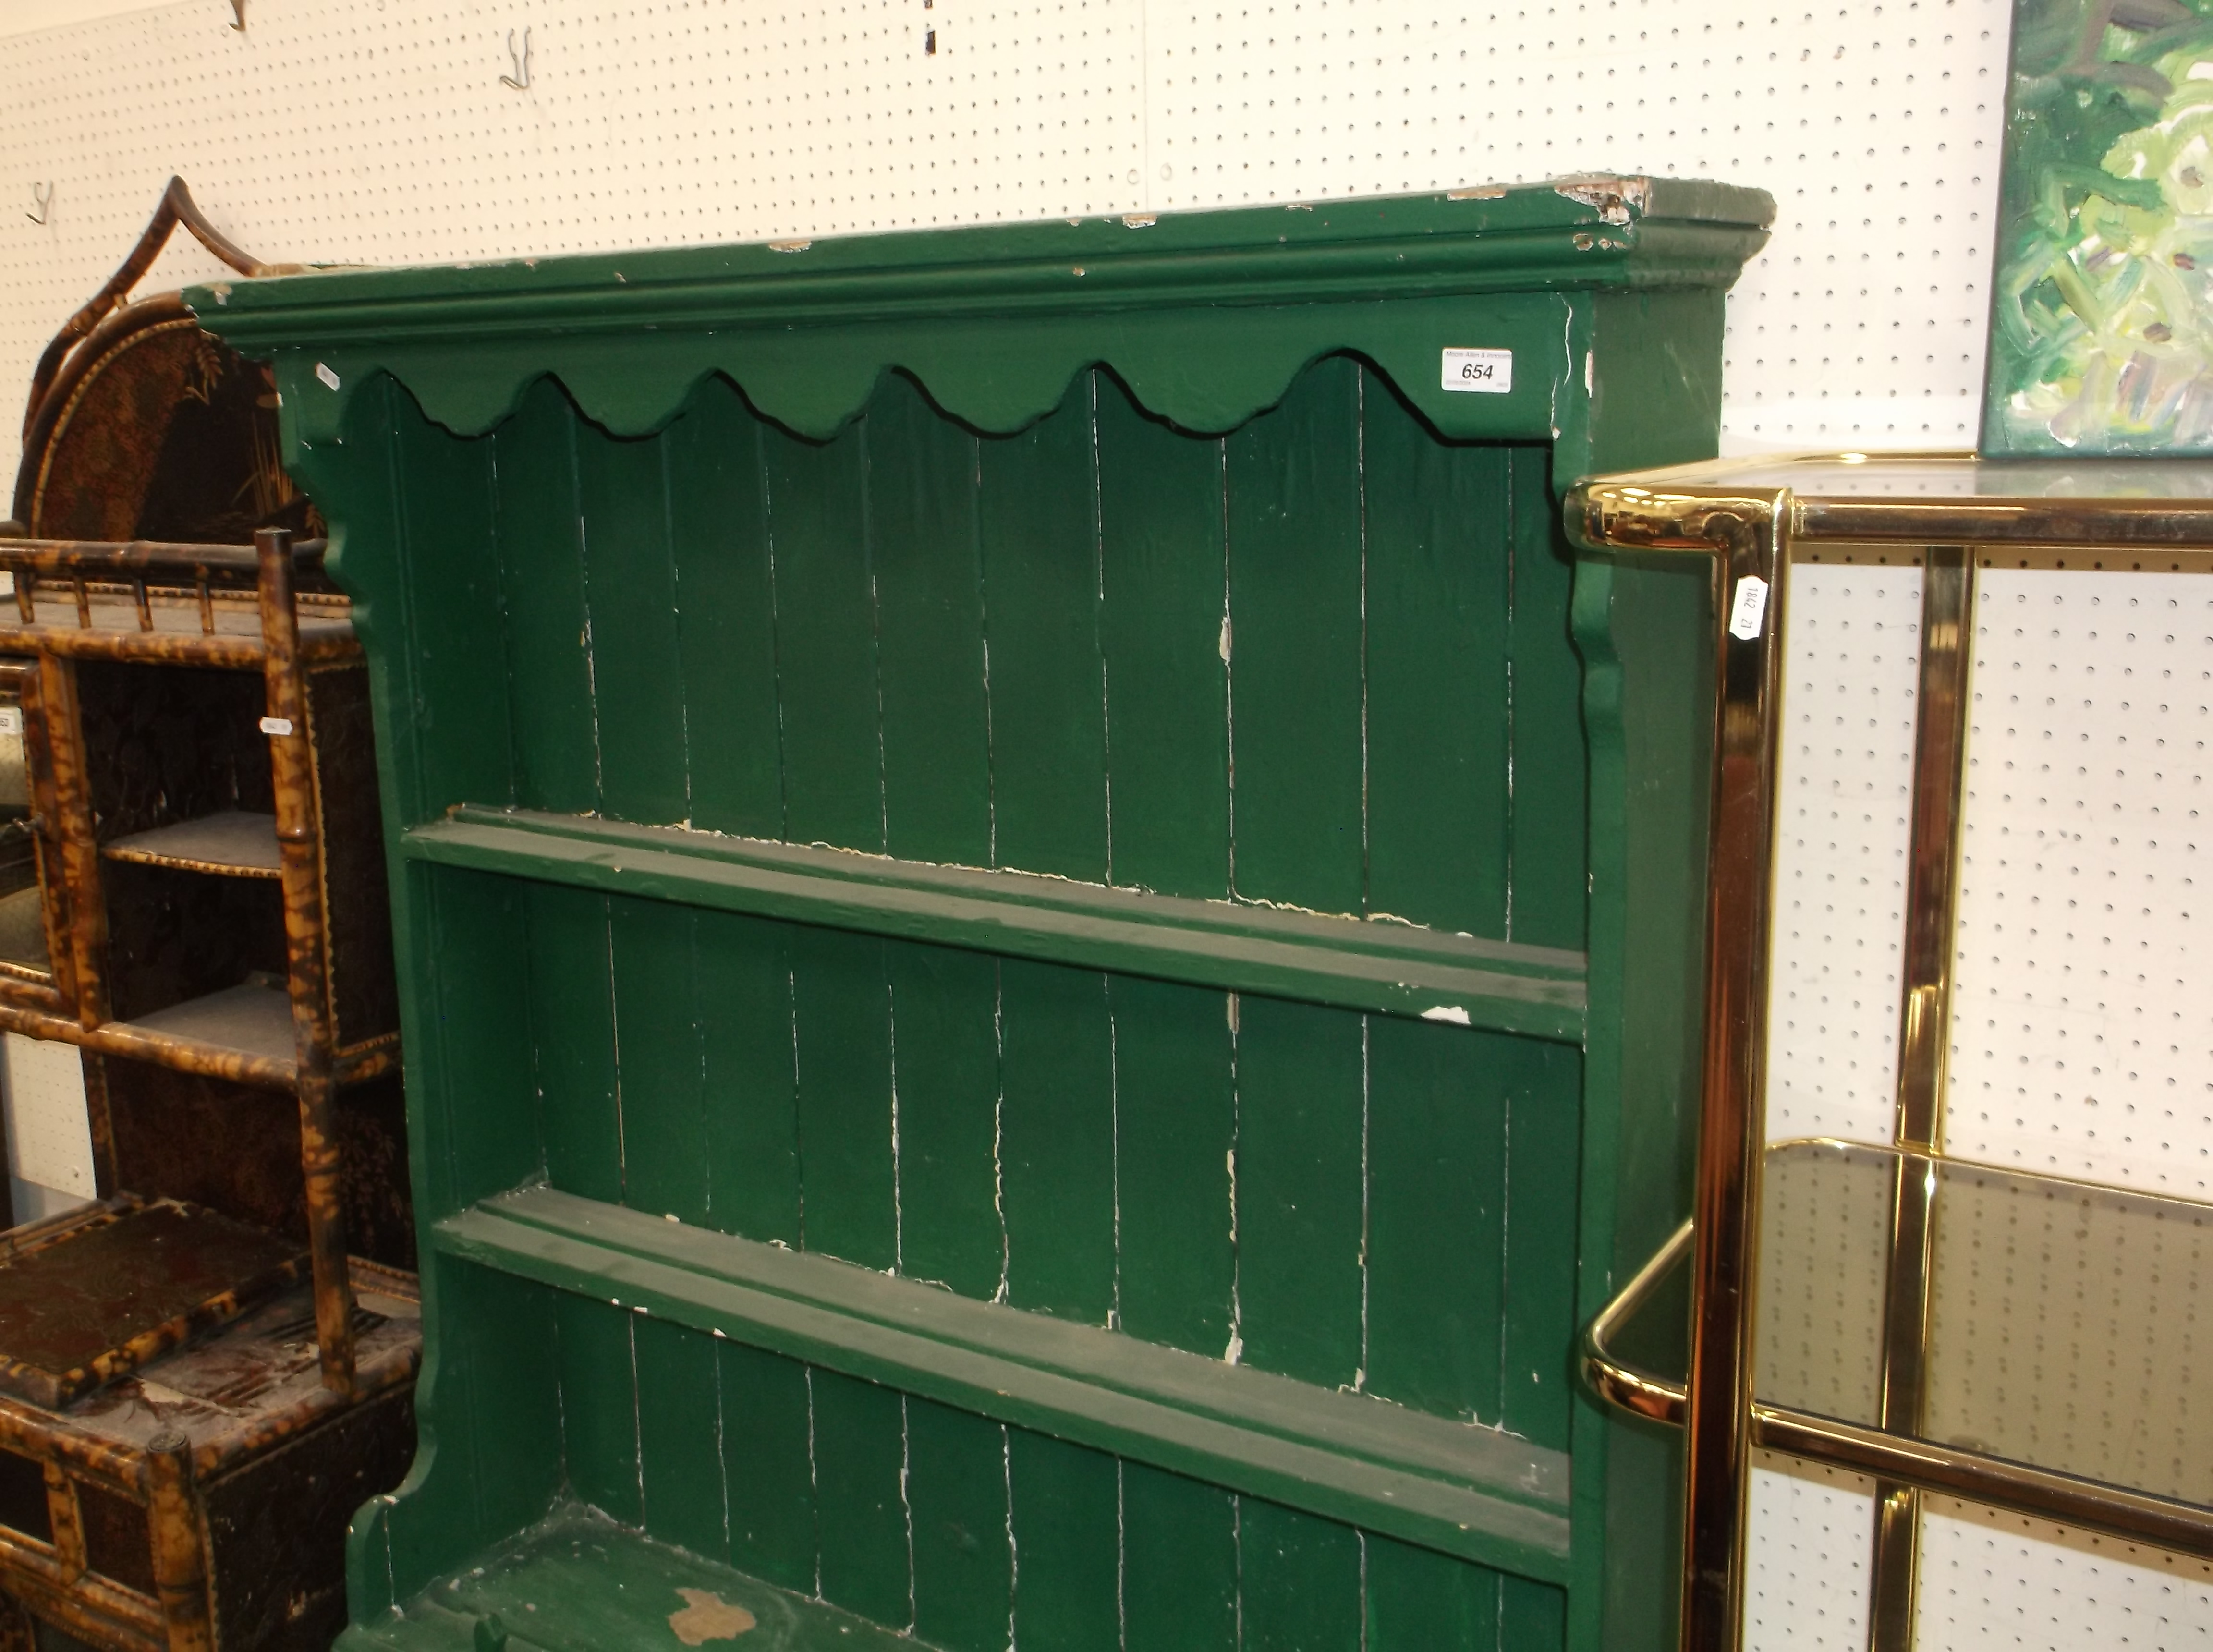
[0,182,417,1652]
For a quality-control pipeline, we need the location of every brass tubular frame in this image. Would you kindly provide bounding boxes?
[1570,483,1791,1652]
[1580,1217,1693,1426]
[1889,547,1973,1155]
[1683,504,1787,1652]
[1866,545,1976,1651]
[1751,1409,2213,1557]
[1571,462,2213,1652]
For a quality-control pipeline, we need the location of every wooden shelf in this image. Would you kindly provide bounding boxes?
[436,1185,1572,1580]
[406,807,1589,1042]
[338,1506,913,1652]
[104,812,281,878]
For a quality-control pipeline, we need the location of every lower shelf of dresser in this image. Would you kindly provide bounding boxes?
[340,1506,922,1652]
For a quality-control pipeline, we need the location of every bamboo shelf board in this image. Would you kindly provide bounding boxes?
[12,593,262,636]
[50,1273,422,1470]
[0,598,357,666]
[104,813,281,878]
[109,979,296,1067]
[0,886,46,972]
[340,1505,914,1652]
[0,1199,306,1410]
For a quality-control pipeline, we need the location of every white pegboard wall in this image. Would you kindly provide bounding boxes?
[0,1030,93,1198]
[1745,1452,1876,1650]
[1918,1497,2213,1650]
[0,0,1155,488]
[1763,558,1921,1146]
[0,0,2009,490]
[1948,570,2213,1198]
[1146,0,2007,451]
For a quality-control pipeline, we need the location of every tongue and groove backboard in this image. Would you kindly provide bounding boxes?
[193,180,1769,1652]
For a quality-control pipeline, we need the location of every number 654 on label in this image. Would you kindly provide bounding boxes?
[1441,348,1513,394]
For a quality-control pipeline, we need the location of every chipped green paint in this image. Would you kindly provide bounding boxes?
[198,179,1765,453]
[342,1504,914,1652]
[195,180,1767,1652]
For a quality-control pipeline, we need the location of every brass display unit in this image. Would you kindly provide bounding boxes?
[1568,453,2213,1652]
[0,183,418,1652]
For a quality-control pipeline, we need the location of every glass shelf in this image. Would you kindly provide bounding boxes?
[1576,451,2213,556]
[1586,1140,2213,1554]
[1623,452,2213,500]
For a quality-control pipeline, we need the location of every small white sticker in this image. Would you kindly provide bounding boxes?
[1441,348,1513,394]
[1727,576,1770,641]
[1420,1005,1472,1026]
[259,716,293,737]
[0,709,22,737]
[315,362,340,392]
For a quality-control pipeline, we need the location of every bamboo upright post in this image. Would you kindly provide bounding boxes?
[145,1431,214,1652]
[256,528,353,1395]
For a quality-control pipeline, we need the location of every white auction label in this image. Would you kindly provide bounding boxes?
[259,716,294,737]
[0,709,22,737]
[1727,576,1770,641]
[1441,348,1513,393]
[315,362,341,392]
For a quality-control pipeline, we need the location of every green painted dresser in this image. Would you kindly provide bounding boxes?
[190,178,1769,1652]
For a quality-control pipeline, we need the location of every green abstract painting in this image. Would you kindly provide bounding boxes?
[1984,0,2213,453]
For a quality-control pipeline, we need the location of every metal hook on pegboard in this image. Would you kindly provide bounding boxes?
[500,28,532,90]
[26,184,52,227]
[228,0,244,28]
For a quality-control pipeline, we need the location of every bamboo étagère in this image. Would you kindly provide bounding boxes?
[0,181,416,1652]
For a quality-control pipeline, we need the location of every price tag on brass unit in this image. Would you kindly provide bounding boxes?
[0,710,21,737]
[1441,348,1513,393]
[1727,576,1770,641]
[259,716,294,737]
